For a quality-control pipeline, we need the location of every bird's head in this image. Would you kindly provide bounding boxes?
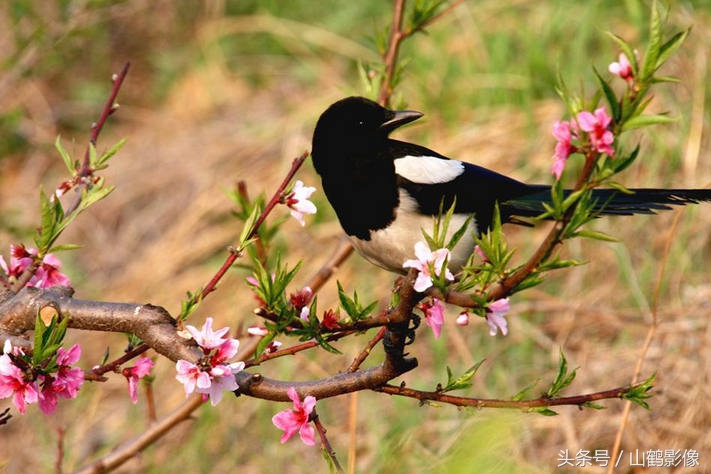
[311,96,423,175]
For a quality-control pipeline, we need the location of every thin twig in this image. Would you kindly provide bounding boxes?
[347,326,386,373]
[375,381,645,409]
[79,62,131,177]
[73,395,205,474]
[312,410,344,473]
[199,151,309,300]
[377,0,407,106]
[91,343,151,377]
[9,63,131,293]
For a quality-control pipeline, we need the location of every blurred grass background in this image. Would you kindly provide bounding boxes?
[1,1,711,473]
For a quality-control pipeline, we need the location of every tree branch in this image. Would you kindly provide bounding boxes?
[374,382,645,409]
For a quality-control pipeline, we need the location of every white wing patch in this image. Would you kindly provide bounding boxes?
[394,155,465,184]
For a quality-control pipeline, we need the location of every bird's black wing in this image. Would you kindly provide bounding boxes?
[389,140,711,231]
[387,140,540,230]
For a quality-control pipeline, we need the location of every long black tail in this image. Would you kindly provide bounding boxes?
[503,186,711,221]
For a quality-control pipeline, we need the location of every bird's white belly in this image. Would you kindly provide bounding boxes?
[349,191,477,273]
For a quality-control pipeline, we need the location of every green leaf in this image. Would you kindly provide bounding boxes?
[593,66,620,122]
[88,142,98,169]
[48,243,83,253]
[441,359,485,392]
[650,75,681,84]
[611,144,640,173]
[532,407,558,416]
[238,204,261,251]
[33,313,50,364]
[512,379,540,401]
[254,332,277,358]
[583,401,606,410]
[35,188,64,252]
[95,138,127,169]
[622,372,655,409]
[640,0,663,80]
[655,28,690,71]
[336,281,377,320]
[447,214,473,252]
[622,113,676,131]
[607,181,634,195]
[179,289,203,322]
[409,0,448,31]
[32,311,69,365]
[546,349,578,397]
[55,136,77,173]
[574,229,619,242]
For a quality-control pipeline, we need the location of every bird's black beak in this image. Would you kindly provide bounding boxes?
[380,109,423,132]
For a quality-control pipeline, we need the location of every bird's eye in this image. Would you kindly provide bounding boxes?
[357,120,365,127]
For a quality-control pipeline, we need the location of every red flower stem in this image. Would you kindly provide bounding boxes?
[79,62,130,177]
[91,342,151,377]
[347,326,386,372]
[312,410,344,473]
[199,150,309,300]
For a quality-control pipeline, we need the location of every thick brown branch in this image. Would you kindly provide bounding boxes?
[0,287,201,363]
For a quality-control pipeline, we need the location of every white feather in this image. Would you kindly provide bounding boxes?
[349,189,477,273]
[394,155,465,184]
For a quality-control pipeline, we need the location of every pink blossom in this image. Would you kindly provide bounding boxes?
[201,362,244,406]
[175,360,211,396]
[39,361,84,415]
[486,298,510,336]
[266,340,282,353]
[56,344,81,366]
[577,108,614,156]
[0,342,83,415]
[34,254,71,288]
[321,309,340,330]
[176,319,244,405]
[123,357,154,404]
[0,245,70,288]
[53,345,84,402]
[186,317,230,350]
[247,326,269,336]
[0,246,32,279]
[289,286,313,310]
[272,387,317,446]
[210,339,240,366]
[608,52,633,81]
[0,351,39,414]
[403,241,455,292]
[551,120,575,180]
[456,312,470,326]
[419,298,445,339]
[285,181,317,226]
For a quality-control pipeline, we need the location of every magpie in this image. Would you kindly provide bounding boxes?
[311,96,711,273]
